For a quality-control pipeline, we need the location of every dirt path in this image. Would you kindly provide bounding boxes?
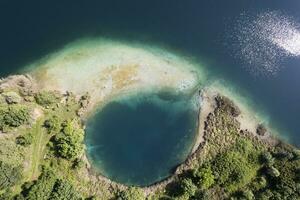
[29,118,45,180]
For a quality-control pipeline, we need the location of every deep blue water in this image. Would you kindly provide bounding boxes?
[0,1,299,146]
[0,1,299,183]
[85,92,198,186]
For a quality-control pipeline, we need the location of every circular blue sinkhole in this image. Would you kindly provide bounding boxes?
[85,91,198,186]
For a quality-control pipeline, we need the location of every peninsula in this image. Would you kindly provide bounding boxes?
[0,39,299,200]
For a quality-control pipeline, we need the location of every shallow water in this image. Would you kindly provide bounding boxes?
[85,92,198,186]
[0,1,299,146]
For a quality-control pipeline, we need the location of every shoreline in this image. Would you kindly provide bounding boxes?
[81,86,280,195]
[0,74,282,195]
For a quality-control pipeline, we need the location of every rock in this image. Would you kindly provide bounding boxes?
[257,124,267,136]
[3,91,22,104]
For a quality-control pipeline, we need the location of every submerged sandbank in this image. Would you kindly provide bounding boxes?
[24,37,275,140]
[15,37,289,190]
[26,38,206,116]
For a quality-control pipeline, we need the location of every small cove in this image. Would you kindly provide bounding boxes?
[85,91,198,186]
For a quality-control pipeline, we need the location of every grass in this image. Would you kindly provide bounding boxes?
[0,81,299,200]
[29,118,47,180]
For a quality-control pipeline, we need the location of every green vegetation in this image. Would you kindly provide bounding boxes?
[52,119,84,160]
[119,187,145,200]
[16,168,82,200]
[0,161,23,190]
[193,165,214,189]
[35,91,61,107]
[179,178,197,197]
[0,76,298,200]
[44,115,62,134]
[16,131,34,146]
[0,105,30,131]
[155,95,300,200]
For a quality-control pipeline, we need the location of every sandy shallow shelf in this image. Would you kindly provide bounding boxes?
[28,38,205,116]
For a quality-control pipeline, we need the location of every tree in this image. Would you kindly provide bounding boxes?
[250,176,267,191]
[193,166,215,189]
[260,152,275,166]
[0,161,23,190]
[50,179,82,200]
[53,119,84,160]
[19,169,83,200]
[23,170,57,200]
[119,187,145,200]
[0,188,13,200]
[241,190,254,200]
[0,105,30,130]
[179,178,197,197]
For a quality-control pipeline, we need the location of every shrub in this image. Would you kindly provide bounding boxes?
[193,166,215,189]
[0,161,23,190]
[35,91,60,107]
[16,132,33,146]
[0,105,30,130]
[119,187,145,200]
[53,120,84,160]
[44,115,61,134]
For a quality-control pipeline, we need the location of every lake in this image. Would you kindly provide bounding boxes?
[0,0,299,186]
[85,92,198,186]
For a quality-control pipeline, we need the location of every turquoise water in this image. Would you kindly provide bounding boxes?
[85,92,198,186]
[0,0,299,186]
[1,1,299,146]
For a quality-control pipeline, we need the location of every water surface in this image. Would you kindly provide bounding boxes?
[0,1,299,145]
[85,92,198,186]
